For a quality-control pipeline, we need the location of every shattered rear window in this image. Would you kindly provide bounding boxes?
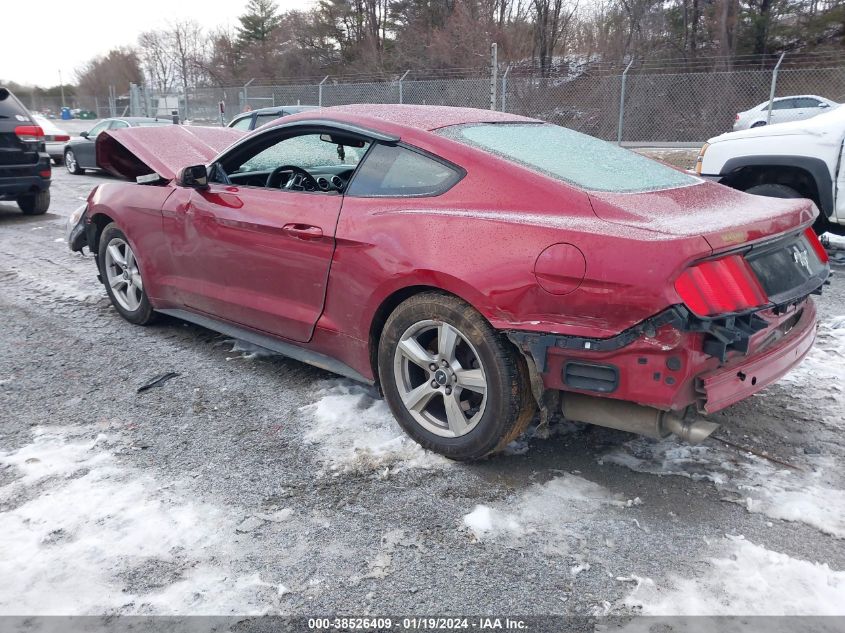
[438,123,698,193]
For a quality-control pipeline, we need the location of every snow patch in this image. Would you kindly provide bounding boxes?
[0,427,280,615]
[624,536,845,615]
[226,339,279,360]
[301,381,449,474]
[601,438,845,538]
[462,473,634,541]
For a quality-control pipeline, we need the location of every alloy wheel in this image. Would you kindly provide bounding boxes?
[392,320,488,438]
[103,237,144,311]
[65,151,77,173]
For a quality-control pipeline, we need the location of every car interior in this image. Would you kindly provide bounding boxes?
[210,130,371,194]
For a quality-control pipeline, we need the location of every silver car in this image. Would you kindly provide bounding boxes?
[733,95,838,130]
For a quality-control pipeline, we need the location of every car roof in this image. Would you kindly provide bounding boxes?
[248,105,320,115]
[274,104,538,135]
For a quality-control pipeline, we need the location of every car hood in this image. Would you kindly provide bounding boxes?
[97,125,245,180]
[588,180,817,252]
[709,102,845,144]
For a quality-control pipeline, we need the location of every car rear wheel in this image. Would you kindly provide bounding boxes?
[17,191,50,215]
[751,121,767,128]
[98,223,156,325]
[65,149,83,175]
[378,292,535,461]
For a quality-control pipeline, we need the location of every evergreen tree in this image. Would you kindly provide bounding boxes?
[237,0,283,47]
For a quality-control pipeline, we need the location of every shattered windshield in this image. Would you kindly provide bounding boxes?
[438,123,698,193]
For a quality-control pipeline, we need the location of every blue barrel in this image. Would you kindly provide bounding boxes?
[60,107,72,120]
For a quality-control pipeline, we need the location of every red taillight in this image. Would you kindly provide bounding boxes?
[39,169,51,178]
[15,125,44,142]
[53,134,70,142]
[804,227,829,264]
[735,114,740,121]
[675,254,769,317]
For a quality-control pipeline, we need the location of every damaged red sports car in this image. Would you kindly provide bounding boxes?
[68,105,830,460]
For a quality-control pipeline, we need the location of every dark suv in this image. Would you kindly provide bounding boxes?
[0,87,51,215]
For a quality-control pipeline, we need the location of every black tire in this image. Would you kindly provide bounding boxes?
[65,149,84,175]
[17,190,50,215]
[744,183,831,235]
[378,292,535,461]
[751,121,767,128]
[97,223,156,325]
[745,184,803,199]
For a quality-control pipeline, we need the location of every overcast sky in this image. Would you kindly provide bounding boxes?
[0,0,312,87]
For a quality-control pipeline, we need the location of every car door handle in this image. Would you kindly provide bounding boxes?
[282,224,323,240]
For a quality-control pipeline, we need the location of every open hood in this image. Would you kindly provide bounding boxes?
[589,179,817,252]
[96,125,245,181]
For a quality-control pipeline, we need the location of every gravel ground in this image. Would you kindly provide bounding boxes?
[0,165,843,619]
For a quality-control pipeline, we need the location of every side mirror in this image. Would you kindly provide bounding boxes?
[819,103,830,108]
[177,164,209,189]
[80,131,89,139]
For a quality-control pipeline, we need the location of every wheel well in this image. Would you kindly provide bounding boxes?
[368,285,457,388]
[722,165,821,207]
[89,213,114,255]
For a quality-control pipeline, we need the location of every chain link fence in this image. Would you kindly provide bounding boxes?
[23,55,845,145]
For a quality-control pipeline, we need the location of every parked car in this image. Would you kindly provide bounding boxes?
[0,86,51,215]
[698,102,845,236]
[31,114,71,164]
[227,105,320,131]
[64,117,175,175]
[733,95,838,130]
[68,105,829,460]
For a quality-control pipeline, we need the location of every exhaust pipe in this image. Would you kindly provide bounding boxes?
[561,393,719,444]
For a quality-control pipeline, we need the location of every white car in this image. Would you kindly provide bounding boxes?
[733,95,838,131]
[31,114,71,164]
[698,104,845,236]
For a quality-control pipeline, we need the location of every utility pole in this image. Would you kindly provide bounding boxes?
[58,69,66,109]
[490,43,498,110]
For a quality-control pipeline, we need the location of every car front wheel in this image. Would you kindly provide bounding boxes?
[378,292,535,461]
[98,223,156,325]
[65,149,83,175]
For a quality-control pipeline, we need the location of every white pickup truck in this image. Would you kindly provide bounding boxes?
[697,104,845,236]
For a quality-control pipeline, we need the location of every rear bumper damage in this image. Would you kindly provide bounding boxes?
[508,284,824,443]
[696,298,816,413]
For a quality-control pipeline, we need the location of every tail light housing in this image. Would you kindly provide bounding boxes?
[15,125,44,142]
[804,227,829,264]
[675,254,769,317]
[735,113,740,121]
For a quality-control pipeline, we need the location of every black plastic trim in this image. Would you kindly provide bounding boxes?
[158,308,374,384]
[720,154,834,217]
[563,361,619,393]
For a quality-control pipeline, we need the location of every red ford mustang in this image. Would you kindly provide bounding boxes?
[68,105,830,460]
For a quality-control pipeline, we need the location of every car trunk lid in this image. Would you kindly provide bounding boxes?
[588,180,817,253]
[96,125,245,181]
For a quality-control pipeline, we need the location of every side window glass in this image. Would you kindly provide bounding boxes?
[87,121,111,137]
[230,116,253,130]
[797,98,821,108]
[772,99,796,110]
[254,113,281,128]
[347,144,462,197]
[110,120,129,130]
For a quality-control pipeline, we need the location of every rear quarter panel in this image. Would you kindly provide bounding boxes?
[324,151,713,348]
